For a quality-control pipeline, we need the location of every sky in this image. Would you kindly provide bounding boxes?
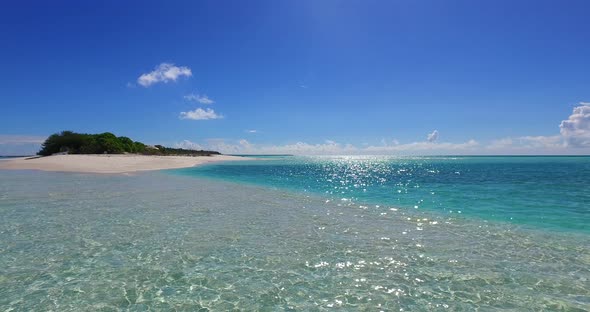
[1,0,589,155]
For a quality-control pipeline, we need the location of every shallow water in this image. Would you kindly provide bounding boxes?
[0,169,588,310]
[175,156,590,233]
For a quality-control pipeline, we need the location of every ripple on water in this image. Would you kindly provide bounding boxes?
[0,170,589,310]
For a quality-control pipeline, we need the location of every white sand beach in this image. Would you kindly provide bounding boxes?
[0,154,249,173]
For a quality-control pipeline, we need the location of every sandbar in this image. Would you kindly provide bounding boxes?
[0,154,250,174]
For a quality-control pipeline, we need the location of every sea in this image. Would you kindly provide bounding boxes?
[0,155,588,310]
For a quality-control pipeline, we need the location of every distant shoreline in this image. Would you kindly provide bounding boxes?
[0,154,251,174]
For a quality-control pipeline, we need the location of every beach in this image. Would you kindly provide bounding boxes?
[0,154,249,173]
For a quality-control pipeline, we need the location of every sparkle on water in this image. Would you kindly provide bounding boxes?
[176,155,590,233]
[1,156,589,310]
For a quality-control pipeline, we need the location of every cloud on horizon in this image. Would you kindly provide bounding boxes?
[0,135,47,144]
[0,135,47,156]
[178,105,590,154]
[482,102,590,153]
[179,108,223,120]
[560,102,590,147]
[175,135,590,155]
[137,63,192,87]
[178,137,481,155]
[175,140,204,150]
[486,135,564,153]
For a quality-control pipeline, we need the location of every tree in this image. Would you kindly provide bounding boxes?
[96,132,124,154]
[39,131,85,155]
[36,131,221,156]
[38,133,62,156]
[117,136,135,153]
[133,141,146,153]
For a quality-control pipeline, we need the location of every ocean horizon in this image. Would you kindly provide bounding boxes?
[1,155,588,310]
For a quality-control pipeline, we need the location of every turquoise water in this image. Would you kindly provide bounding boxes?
[1,158,589,310]
[174,156,590,233]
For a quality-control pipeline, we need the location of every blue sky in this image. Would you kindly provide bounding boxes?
[1,0,589,155]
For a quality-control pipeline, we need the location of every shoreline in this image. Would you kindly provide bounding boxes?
[0,154,251,174]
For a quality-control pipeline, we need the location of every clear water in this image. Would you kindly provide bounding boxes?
[174,156,590,233]
[1,157,589,310]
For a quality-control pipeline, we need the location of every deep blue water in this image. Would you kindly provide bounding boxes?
[173,155,590,233]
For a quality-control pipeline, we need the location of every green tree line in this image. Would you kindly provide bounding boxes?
[38,131,220,156]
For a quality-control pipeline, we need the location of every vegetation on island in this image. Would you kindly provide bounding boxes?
[38,131,220,157]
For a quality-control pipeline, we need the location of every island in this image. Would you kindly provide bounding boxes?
[0,131,249,173]
[37,130,220,156]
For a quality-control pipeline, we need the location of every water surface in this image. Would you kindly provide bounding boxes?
[175,156,590,233]
[1,159,589,310]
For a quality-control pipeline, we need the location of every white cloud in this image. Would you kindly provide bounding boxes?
[487,135,564,154]
[200,138,248,154]
[199,139,354,155]
[172,124,590,155]
[559,102,590,147]
[246,130,258,133]
[254,141,359,155]
[179,108,223,120]
[427,130,439,143]
[365,140,479,154]
[239,139,252,148]
[518,135,563,148]
[483,102,590,153]
[172,101,590,155]
[175,140,204,150]
[488,137,514,149]
[195,138,479,155]
[137,63,192,87]
[184,93,214,104]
